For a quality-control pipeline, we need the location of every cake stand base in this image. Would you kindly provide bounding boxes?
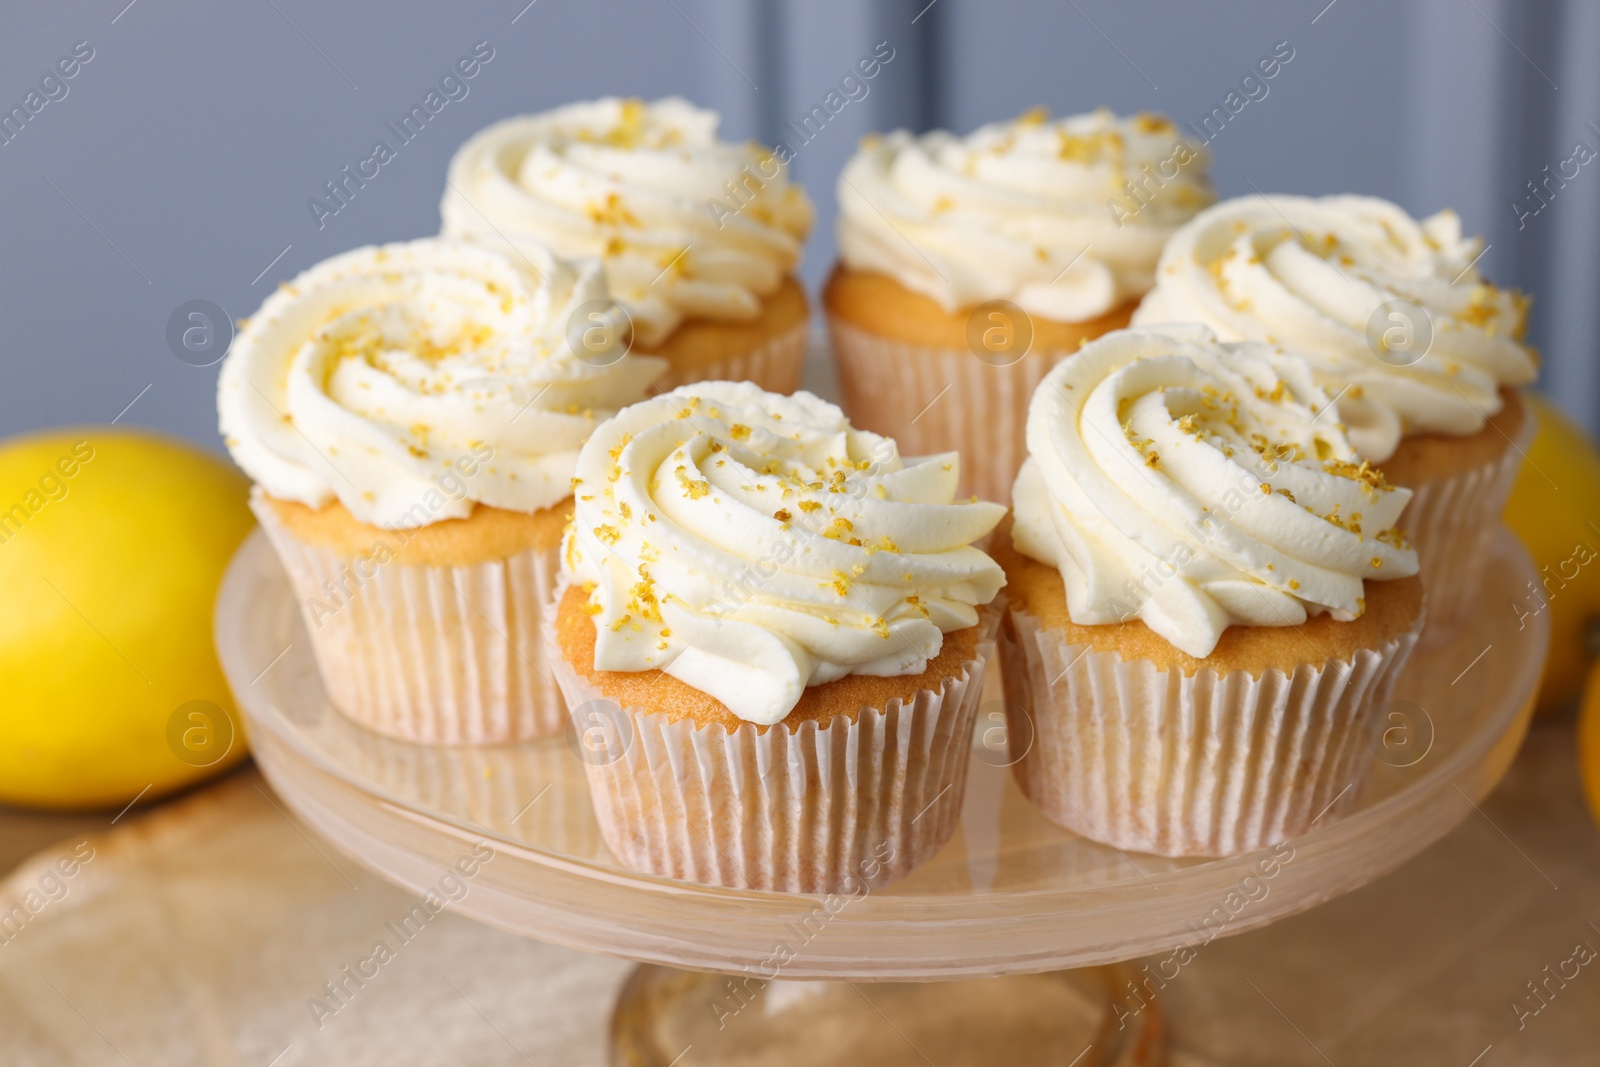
[610,964,1164,1066]
[219,528,1546,1066]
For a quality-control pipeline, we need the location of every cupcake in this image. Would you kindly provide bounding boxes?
[441,97,814,394]
[826,107,1214,503]
[1134,194,1538,629]
[218,238,664,744]
[998,325,1423,856]
[551,381,1006,892]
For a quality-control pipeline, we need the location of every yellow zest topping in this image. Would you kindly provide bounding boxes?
[674,465,711,499]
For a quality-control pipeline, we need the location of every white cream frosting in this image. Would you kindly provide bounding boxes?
[218,238,665,528]
[835,107,1213,323]
[1013,326,1419,659]
[441,97,813,347]
[563,381,1006,724]
[1134,194,1538,461]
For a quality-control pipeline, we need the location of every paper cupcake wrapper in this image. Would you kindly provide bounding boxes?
[652,318,810,395]
[1395,414,1532,635]
[1001,607,1421,857]
[252,497,566,745]
[548,612,999,893]
[828,318,1089,504]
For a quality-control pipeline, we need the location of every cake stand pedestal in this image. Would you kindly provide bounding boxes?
[216,530,1545,1065]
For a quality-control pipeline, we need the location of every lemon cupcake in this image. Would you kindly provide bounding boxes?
[552,381,1006,892]
[218,238,664,744]
[826,107,1214,503]
[998,326,1422,856]
[1135,194,1538,629]
[442,97,814,394]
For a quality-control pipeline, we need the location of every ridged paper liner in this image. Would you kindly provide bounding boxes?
[827,319,1081,504]
[549,611,999,893]
[252,497,565,745]
[1000,606,1421,857]
[1395,413,1531,635]
[652,318,810,395]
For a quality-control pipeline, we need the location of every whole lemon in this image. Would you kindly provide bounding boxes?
[0,428,254,809]
[1504,395,1600,715]
[1580,661,1600,832]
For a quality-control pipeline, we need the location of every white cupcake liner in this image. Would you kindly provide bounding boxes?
[1001,606,1421,857]
[652,317,810,395]
[252,496,566,745]
[1394,409,1532,636]
[827,318,1084,504]
[549,611,999,893]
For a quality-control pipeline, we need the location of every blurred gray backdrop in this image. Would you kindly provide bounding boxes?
[2,0,1597,448]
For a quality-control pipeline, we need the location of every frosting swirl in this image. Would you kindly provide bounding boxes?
[1013,326,1419,659]
[1134,194,1538,461]
[441,97,813,347]
[563,381,1006,724]
[218,238,664,528]
[836,107,1213,322]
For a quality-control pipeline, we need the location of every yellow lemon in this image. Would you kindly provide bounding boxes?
[1504,394,1600,715]
[0,428,254,809]
[1579,660,1600,832]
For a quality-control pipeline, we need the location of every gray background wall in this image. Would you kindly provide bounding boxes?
[3,0,1596,449]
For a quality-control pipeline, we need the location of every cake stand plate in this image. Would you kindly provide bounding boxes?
[218,528,1545,1064]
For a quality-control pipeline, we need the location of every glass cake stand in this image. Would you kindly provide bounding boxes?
[217,529,1546,1066]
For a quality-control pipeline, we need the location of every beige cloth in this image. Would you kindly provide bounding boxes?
[0,771,628,1067]
[0,721,1597,1065]
[1166,719,1600,1065]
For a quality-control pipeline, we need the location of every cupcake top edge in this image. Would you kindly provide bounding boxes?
[217,237,665,529]
[834,106,1215,324]
[561,380,1007,725]
[1012,324,1420,660]
[440,96,815,348]
[1132,193,1539,462]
